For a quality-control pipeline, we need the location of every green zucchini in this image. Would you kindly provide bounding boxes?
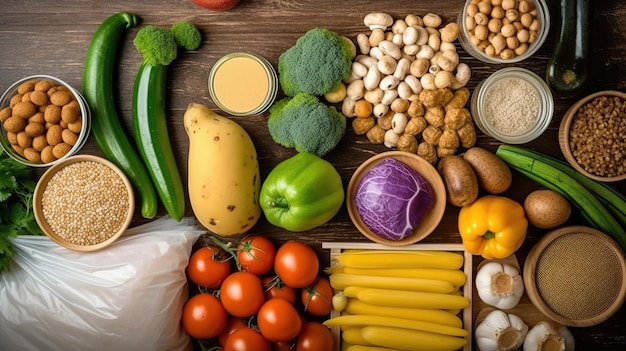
[132,62,185,221]
[546,0,589,95]
[83,12,159,219]
[495,145,626,251]
[497,145,626,228]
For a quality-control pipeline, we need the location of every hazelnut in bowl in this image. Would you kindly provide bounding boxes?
[346,151,446,246]
[558,90,626,182]
[0,75,91,167]
[33,155,135,252]
[457,0,550,63]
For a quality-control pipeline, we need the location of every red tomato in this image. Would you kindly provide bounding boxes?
[224,327,271,351]
[262,275,296,305]
[257,298,303,342]
[295,322,334,351]
[274,241,319,288]
[218,316,248,346]
[186,245,231,288]
[272,341,294,351]
[220,271,265,317]
[237,235,276,276]
[301,277,333,316]
[181,293,227,340]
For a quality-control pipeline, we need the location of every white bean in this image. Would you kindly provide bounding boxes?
[356,55,378,68]
[403,26,418,45]
[416,45,435,59]
[404,74,423,94]
[346,79,365,100]
[373,103,389,117]
[379,75,400,90]
[356,33,371,55]
[381,89,398,105]
[378,55,397,75]
[392,112,408,134]
[364,65,382,90]
[378,40,402,60]
[415,26,429,45]
[364,88,384,104]
[393,58,411,80]
[397,81,413,100]
[351,61,368,77]
[403,44,420,56]
[342,98,356,117]
[369,46,384,60]
[392,33,404,46]
[384,129,400,148]
[428,33,441,51]
[420,73,436,90]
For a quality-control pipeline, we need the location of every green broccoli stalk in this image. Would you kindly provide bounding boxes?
[268,93,346,157]
[278,27,353,97]
[131,22,201,221]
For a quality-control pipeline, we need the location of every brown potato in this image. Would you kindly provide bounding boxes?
[463,146,512,194]
[524,189,571,229]
[438,155,479,207]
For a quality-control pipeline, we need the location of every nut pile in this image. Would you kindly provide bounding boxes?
[569,95,626,178]
[339,12,477,164]
[463,0,541,60]
[0,79,83,164]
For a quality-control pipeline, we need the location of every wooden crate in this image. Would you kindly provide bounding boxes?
[322,242,473,351]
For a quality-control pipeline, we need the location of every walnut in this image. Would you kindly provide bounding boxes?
[437,146,457,158]
[444,108,471,130]
[405,116,428,135]
[418,89,443,108]
[444,87,470,111]
[377,110,394,130]
[397,134,419,153]
[422,125,443,145]
[417,142,437,164]
[438,88,454,106]
[407,99,425,118]
[424,106,445,127]
[457,122,477,148]
[366,125,386,144]
[439,128,460,149]
[352,117,376,135]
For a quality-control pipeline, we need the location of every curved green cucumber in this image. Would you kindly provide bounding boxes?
[132,62,185,221]
[83,12,159,219]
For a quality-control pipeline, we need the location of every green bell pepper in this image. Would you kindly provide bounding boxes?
[260,152,344,232]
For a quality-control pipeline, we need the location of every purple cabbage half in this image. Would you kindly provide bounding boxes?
[354,158,435,241]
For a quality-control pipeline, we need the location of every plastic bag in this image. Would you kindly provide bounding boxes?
[0,216,204,351]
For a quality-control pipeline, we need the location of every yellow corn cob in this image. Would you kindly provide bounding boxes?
[337,266,467,288]
[335,251,463,270]
[343,286,470,310]
[361,326,468,351]
[330,272,455,294]
[324,314,468,338]
[341,327,370,346]
[344,298,463,328]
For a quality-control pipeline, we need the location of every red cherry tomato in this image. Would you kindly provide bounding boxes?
[181,293,227,340]
[301,277,333,316]
[220,271,265,317]
[262,275,296,305]
[217,316,248,346]
[274,241,319,288]
[224,327,271,351]
[272,341,295,351]
[186,245,231,288]
[257,298,303,343]
[237,235,276,276]
[295,322,334,351]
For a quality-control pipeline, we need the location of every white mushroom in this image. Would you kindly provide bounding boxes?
[364,12,394,31]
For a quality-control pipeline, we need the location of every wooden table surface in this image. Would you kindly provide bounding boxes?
[2,0,626,349]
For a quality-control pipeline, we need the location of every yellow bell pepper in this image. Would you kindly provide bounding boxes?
[458,195,528,259]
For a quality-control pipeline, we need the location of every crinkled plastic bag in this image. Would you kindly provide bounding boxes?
[0,216,204,351]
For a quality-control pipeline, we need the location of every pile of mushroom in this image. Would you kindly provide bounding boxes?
[338,12,477,163]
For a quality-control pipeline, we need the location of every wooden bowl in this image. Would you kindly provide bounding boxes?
[558,90,626,182]
[346,151,446,246]
[523,225,626,327]
[33,155,134,252]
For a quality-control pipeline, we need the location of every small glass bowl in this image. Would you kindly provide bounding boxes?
[457,0,550,64]
[0,75,91,167]
[471,67,554,144]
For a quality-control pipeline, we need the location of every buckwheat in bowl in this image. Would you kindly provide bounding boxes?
[559,90,626,182]
[33,155,134,251]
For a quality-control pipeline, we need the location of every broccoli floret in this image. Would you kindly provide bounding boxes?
[170,22,202,51]
[278,27,353,97]
[133,25,178,66]
[268,93,346,157]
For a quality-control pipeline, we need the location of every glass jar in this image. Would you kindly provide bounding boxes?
[208,52,278,116]
[471,67,554,144]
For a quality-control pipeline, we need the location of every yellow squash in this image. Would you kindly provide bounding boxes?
[183,103,261,236]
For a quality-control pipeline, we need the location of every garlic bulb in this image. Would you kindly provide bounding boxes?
[475,261,524,309]
[523,321,575,351]
[475,309,529,351]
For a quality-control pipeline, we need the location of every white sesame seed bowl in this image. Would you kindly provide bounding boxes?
[33,155,135,252]
[470,67,554,144]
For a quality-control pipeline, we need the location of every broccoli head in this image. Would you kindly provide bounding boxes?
[278,27,353,97]
[133,25,178,66]
[170,22,202,51]
[268,93,346,157]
